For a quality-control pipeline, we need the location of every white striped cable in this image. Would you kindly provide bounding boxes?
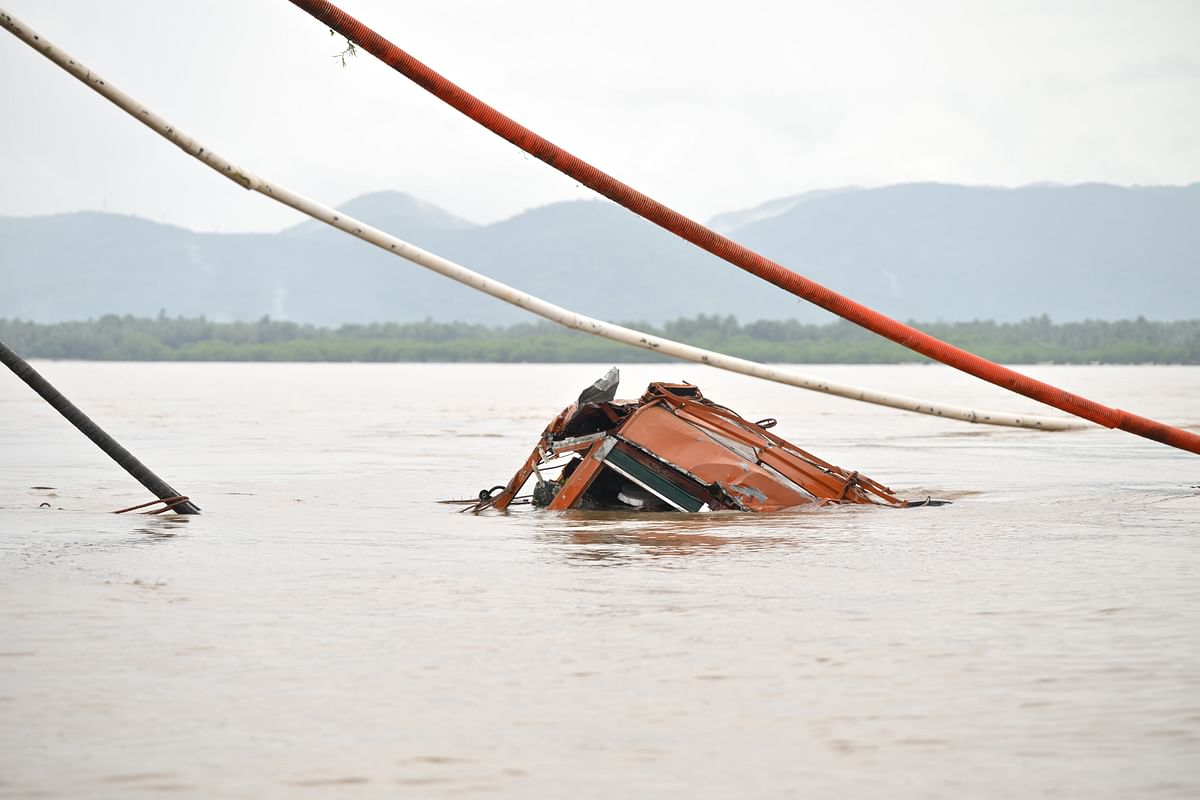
[0,8,1084,431]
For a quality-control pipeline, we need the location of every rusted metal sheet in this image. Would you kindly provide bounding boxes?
[617,405,814,511]
[475,371,941,514]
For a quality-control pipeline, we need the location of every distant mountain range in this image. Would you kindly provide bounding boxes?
[2,183,1197,325]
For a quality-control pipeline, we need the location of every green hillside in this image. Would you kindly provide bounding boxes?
[4,314,1197,364]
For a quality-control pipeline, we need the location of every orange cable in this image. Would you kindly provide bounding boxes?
[287,0,1199,456]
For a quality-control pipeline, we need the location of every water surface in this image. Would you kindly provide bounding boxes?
[1,362,1198,797]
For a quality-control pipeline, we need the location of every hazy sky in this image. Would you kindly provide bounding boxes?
[2,0,1198,232]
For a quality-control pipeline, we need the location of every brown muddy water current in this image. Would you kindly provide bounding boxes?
[1,362,1198,798]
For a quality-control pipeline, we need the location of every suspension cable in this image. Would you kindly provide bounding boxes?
[283,0,1200,456]
[0,7,1082,431]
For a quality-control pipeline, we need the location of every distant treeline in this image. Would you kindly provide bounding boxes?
[2,314,1199,364]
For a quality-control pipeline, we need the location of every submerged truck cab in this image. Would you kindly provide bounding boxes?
[473,370,941,514]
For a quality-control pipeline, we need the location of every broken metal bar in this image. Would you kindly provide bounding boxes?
[544,437,611,511]
[0,339,201,514]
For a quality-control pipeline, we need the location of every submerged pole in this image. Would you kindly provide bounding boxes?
[0,340,200,514]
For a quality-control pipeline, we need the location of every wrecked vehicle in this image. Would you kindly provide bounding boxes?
[471,369,943,513]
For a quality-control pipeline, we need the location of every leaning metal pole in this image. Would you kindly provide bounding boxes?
[0,340,201,514]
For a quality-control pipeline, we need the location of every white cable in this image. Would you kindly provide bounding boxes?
[0,8,1084,431]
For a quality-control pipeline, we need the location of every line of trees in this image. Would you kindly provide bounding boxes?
[2,313,1198,364]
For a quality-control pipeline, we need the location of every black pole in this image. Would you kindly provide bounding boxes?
[0,339,200,514]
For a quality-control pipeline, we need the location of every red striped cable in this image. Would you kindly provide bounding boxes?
[288,0,1200,456]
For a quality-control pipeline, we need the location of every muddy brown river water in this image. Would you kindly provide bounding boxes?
[1,362,1198,797]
